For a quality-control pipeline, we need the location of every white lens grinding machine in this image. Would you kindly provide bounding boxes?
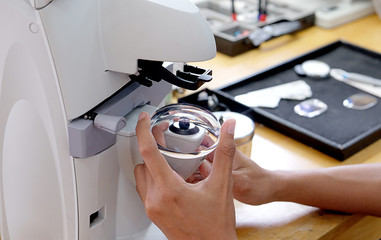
[0,0,216,239]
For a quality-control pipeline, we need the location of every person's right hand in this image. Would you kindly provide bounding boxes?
[134,112,238,240]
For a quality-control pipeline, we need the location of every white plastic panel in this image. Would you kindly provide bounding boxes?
[39,0,128,120]
[74,145,119,240]
[0,1,77,239]
[34,0,52,9]
[100,0,216,74]
[3,100,64,239]
[39,0,215,120]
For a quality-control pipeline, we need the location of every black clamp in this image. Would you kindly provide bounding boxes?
[130,60,212,90]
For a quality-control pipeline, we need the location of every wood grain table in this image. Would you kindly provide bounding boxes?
[189,14,381,240]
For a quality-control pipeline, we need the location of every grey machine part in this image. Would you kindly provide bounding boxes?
[68,80,171,158]
[68,59,214,158]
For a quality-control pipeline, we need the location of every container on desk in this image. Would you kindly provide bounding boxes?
[213,111,255,157]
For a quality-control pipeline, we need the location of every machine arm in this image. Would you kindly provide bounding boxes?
[130,60,212,90]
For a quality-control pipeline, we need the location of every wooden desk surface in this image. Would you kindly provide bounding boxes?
[190,14,381,239]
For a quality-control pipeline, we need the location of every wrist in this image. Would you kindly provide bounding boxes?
[269,170,298,202]
[259,168,284,203]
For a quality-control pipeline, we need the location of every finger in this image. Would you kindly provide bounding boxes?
[200,134,216,148]
[208,118,236,185]
[134,164,148,202]
[232,148,247,171]
[199,160,212,178]
[205,150,215,162]
[185,170,205,184]
[202,135,217,162]
[151,122,169,147]
[135,112,174,180]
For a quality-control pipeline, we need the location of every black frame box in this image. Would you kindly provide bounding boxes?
[195,0,315,56]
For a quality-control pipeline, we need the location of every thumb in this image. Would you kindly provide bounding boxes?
[208,119,236,185]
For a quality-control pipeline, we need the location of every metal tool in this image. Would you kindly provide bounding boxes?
[330,68,381,87]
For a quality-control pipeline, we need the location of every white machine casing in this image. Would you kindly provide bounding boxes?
[0,0,216,239]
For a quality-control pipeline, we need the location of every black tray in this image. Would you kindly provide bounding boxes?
[180,41,381,160]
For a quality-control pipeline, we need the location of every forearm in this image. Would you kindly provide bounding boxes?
[272,163,381,216]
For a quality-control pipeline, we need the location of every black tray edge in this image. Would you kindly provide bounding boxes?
[180,40,381,160]
[215,40,381,160]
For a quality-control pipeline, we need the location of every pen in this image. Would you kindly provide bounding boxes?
[258,0,262,20]
[258,0,267,22]
[231,0,237,21]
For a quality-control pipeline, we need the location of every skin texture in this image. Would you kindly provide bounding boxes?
[134,112,238,240]
[135,111,381,239]
[200,149,381,217]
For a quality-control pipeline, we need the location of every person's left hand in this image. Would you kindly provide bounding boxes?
[134,112,238,240]
[199,146,275,206]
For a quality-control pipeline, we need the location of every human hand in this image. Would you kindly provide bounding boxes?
[134,112,238,240]
[200,148,276,206]
[151,121,169,147]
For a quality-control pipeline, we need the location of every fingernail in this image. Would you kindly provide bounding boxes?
[227,119,236,135]
[138,112,146,121]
